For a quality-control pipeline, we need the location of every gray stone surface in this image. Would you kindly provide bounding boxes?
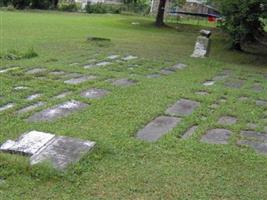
[165,99,200,117]
[200,29,212,38]
[182,125,198,139]
[107,55,119,60]
[17,102,45,114]
[170,63,187,70]
[146,74,161,78]
[14,86,29,91]
[0,67,19,73]
[136,116,181,142]
[195,91,209,96]
[63,73,83,79]
[218,116,237,126]
[49,71,66,76]
[111,79,136,87]
[26,68,47,75]
[96,61,111,67]
[27,100,88,122]
[122,55,138,61]
[0,103,15,112]
[160,69,174,75]
[246,123,258,130]
[191,36,210,58]
[224,80,244,89]
[81,88,109,99]
[256,100,267,107]
[213,75,228,81]
[203,81,215,86]
[237,140,267,155]
[30,136,95,170]
[201,129,233,144]
[0,131,55,156]
[252,83,263,92]
[54,91,72,99]
[240,131,267,142]
[27,93,42,101]
[64,76,97,85]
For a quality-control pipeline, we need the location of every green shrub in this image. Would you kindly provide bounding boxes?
[0,48,38,60]
[85,3,122,14]
[58,2,79,12]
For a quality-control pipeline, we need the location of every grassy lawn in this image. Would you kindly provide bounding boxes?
[0,10,267,199]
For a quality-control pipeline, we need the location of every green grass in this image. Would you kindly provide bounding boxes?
[0,10,267,199]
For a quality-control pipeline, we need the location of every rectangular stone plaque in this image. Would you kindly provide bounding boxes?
[165,99,200,117]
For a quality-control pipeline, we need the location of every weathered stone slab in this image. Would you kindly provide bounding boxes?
[14,86,29,91]
[160,69,174,75]
[213,75,228,81]
[0,103,15,112]
[246,123,257,130]
[217,116,237,126]
[146,74,161,78]
[136,116,181,142]
[49,71,66,76]
[81,88,109,99]
[54,91,72,99]
[195,91,209,96]
[122,55,138,61]
[30,136,95,170]
[170,63,187,70]
[237,140,267,155]
[165,99,200,117]
[0,67,19,73]
[64,76,97,85]
[27,93,42,101]
[17,102,45,114]
[111,79,136,87]
[0,131,55,156]
[182,125,198,139]
[191,36,210,58]
[203,80,215,86]
[26,68,47,75]
[201,129,233,144]
[251,83,263,92]
[107,55,119,60]
[96,61,111,67]
[63,73,83,79]
[224,80,244,89]
[256,100,267,108]
[27,100,88,122]
[240,131,267,142]
[84,64,94,69]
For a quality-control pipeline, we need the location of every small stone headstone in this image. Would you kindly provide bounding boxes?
[136,116,181,142]
[27,100,88,122]
[182,125,198,139]
[81,88,109,99]
[122,55,138,61]
[203,81,215,86]
[165,99,200,117]
[26,68,47,75]
[64,76,97,85]
[201,129,233,144]
[217,116,237,126]
[17,102,45,114]
[191,32,211,58]
[0,103,15,112]
[27,93,42,101]
[111,79,136,87]
[256,100,267,108]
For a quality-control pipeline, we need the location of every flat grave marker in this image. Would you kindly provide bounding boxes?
[165,99,200,117]
[17,102,45,114]
[64,75,97,85]
[136,116,181,142]
[182,125,198,139]
[217,116,237,126]
[0,103,15,112]
[201,129,233,144]
[111,78,137,87]
[81,88,109,99]
[26,68,47,75]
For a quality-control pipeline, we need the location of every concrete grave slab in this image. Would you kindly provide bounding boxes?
[256,100,267,108]
[224,80,244,89]
[96,61,111,67]
[218,116,237,126]
[81,88,109,99]
[17,102,45,114]
[0,131,55,156]
[107,55,119,60]
[240,131,267,142]
[27,100,88,122]
[0,103,15,112]
[165,99,200,117]
[146,74,161,78]
[30,136,95,170]
[14,86,29,91]
[111,79,136,87]
[26,68,47,75]
[122,55,138,61]
[136,116,181,142]
[203,81,215,86]
[201,129,233,144]
[64,76,97,85]
[54,91,72,99]
[237,140,267,155]
[182,125,198,139]
[27,93,42,101]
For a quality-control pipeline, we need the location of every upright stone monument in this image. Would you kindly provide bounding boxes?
[191,30,212,58]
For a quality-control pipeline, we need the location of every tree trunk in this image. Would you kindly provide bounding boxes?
[232,41,242,51]
[155,0,167,27]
